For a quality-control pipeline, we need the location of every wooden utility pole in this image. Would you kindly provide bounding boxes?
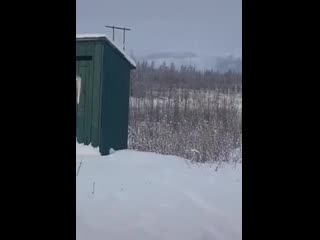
[105,25,131,51]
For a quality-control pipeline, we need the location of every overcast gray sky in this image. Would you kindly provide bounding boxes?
[76,0,242,57]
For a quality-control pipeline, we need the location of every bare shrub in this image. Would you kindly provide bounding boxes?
[128,61,242,163]
[128,88,242,163]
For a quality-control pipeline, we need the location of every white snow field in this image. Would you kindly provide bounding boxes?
[76,144,242,240]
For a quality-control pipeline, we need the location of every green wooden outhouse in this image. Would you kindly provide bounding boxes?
[76,34,136,155]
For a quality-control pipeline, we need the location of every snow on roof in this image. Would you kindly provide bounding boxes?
[76,34,136,68]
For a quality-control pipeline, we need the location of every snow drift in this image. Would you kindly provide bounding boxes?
[76,146,242,240]
[76,141,100,156]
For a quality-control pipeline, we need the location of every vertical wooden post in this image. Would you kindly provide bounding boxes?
[123,29,126,50]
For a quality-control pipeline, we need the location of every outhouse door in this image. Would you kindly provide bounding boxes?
[76,56,94,145]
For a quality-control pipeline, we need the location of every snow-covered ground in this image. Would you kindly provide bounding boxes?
[76,144,242,240]
[76,142,100,156]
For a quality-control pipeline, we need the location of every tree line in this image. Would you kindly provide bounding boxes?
[130,61,242,98]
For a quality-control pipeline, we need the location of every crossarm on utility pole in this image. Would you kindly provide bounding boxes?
[105,25,131,50]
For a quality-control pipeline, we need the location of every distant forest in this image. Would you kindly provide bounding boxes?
[130,60,242,97]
